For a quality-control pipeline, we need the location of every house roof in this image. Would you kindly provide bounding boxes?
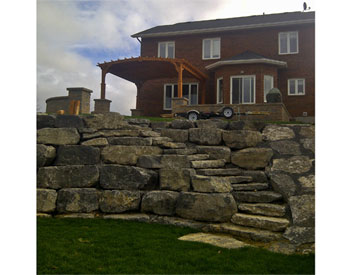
[205,50,287,70]
[132,11,315,38]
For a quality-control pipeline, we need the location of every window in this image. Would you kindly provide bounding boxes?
[264,75,274,102]
[158,41,175,58]
[230,75,255,104]
[164,83,198,110]
[217,77,223,103]
[202,38,220,59]
[288,79,305,95]
[279,31,298,54]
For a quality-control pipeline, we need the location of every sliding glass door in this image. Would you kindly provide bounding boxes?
[230,75,255,104]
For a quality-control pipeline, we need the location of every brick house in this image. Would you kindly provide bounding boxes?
[97,11,315,120]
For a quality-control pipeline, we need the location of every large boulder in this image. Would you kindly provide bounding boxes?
[283,226,315,244]
[137,155,191,169]
[99,164,158,190]
[189,128,222,145]
[108,137,152,146]
[37,128,80,145]
[37,165,99,189]
[171,119,194,129]
[37,144,56,168]
[37,189,57,213]
[160,129,188,142]
[300,138,315,154]
[55,115,84,129]
[262,125,295,141]
[101,145,162,165]
[270,140,301,155]
[82,112,127,129]
[299,126,315,138]
[191,175,232,193]
[271,156,313,174]
[176,192,237,222]
[141,191,180,216]
[298,175,315,194]
[223,130,262,149]
[159,168,195,191]
[56,188,99,213]
[195,119,228,130]
[231,148,273,169]
[269,172,297,200]
[81,137,109,146]
[54,145,100,165]
[288,195,315,227]
[196,146,231,162]
[99,190,141,213]
[37,115,56,129]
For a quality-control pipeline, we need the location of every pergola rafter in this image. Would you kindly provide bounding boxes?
[97,57,208,103]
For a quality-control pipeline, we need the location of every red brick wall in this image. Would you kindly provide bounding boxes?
[138,23,315,117]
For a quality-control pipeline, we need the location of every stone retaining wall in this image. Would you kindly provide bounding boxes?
[37,113,315,250]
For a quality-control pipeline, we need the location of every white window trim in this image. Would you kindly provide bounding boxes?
[288,78,305,96]
[158,41,175,58]
[217,77,223,104]
[278,31,299,55]
[264,75,274,103]
[230,75,256,104]
[202,38,221,60]
[163,83,199,110]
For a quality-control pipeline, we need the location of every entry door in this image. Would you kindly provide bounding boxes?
[230,76,255,104]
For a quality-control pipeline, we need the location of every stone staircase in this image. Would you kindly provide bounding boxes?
[186,153,290,243]
[131,122,291,244]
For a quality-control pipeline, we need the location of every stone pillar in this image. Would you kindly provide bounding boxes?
[171,97,189,114]
[67,87,93,114]
[94,99,111,113]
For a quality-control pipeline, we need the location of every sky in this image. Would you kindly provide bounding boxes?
[37,0,315,115]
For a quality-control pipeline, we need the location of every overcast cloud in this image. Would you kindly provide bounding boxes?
[37,0,313,115]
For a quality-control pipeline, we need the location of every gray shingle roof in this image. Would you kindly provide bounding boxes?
[132,11,315,38]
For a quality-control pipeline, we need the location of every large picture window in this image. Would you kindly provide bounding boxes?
[202,38,220,59]
[230,75,255,104]
[158,41,175,58]
[288,79,305,95]
[279,31,298,54]
[164,83,198,110]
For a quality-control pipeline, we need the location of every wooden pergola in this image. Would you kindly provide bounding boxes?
[97,57,208,104]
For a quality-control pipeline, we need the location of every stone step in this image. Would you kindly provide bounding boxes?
[231,183,269,191]
[238,203,287,217]
[233,191,283,203]
[191,159,226,169]
[231,213,289,232]
[208,223,283,242]
[196,168,242,176]
[187,154,210,161]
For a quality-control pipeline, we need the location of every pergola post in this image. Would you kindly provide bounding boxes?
[100,69,107,99]
[177,63,183,98]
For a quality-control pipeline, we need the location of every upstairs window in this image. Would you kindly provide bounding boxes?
[279,31,298,54]
[203,38,220,59]
[288,79,305,95]
[158,41,175,58]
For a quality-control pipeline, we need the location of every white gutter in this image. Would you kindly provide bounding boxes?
[205,58,288,70]
[131,19,314,38]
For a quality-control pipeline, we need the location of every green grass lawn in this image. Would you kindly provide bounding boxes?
[37,218,314,274]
